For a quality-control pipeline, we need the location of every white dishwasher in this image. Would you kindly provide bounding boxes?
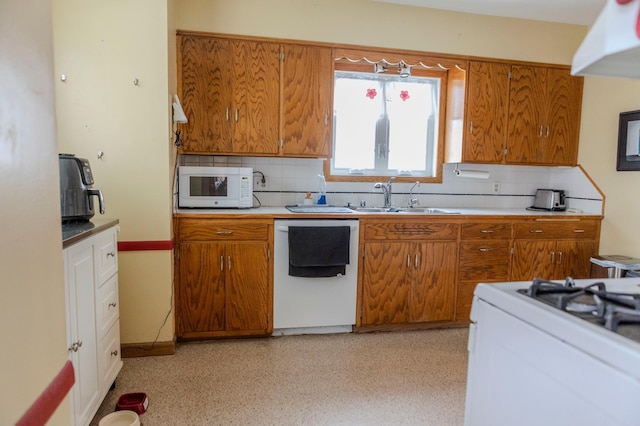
[273,219,359,335]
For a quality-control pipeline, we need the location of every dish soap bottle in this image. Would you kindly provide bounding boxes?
[317,174,327,205]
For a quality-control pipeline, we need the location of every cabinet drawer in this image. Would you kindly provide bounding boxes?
[458,241,511,280]
[364,222,458,241]
[96,274,119,339]
[95,227,118,285]
[514,220,598,240]
[179,219,270,241]
[461,223,511,239]
[99,320,122,387]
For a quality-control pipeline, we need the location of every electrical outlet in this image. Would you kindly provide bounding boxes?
[493,182,500,193]
[254,177,266,188]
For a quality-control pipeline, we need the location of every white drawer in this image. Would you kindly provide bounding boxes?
[99,320,122,387]
[96,274,119,339]
[95,227,118,286]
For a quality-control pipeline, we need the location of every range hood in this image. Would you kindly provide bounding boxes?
[572,0,640,78]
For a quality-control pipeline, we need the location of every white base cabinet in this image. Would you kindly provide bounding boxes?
[64,224,122,426]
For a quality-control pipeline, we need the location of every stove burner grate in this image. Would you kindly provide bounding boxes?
[604,305,640,331]
[522,277,640,334]
[526,277,579,297]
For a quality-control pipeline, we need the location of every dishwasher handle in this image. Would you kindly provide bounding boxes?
[277,225,358,232]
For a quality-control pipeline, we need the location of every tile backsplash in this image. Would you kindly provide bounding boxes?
[179,155,604,214]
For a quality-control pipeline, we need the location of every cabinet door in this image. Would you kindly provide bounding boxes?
[464,61,510,163]
[540,68,582,166]
[556,240,598,279]
[231,40,280,154]
[511,240,557,281]
[362,242,411,325]
[179,242,226,334]
[180,36,233,153]
[225,241,270,332]
[65,242,100,426]
[411,242,457,322]
[507,65,546,164]
[282,44,333,157]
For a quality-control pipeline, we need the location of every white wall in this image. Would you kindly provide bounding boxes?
[176,0,585,64]
[0,0,71,423]
[53,0,175,344]
[578,76,640,255]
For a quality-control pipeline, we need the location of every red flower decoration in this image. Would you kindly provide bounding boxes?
[366,88,377,99]
[400,90,410,101]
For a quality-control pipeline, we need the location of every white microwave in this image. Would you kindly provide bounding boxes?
[178,166,253,208]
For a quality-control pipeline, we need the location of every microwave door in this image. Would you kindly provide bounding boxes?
[190,175,228,198]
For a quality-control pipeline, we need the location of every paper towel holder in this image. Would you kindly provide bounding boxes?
[453,164,490,179]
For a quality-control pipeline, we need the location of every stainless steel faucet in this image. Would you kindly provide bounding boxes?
[374,176,396,208]
[408,181,420,208]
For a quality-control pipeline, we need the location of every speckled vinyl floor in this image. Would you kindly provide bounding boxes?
[91,328,469,425]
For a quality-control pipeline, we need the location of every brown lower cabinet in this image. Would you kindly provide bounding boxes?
[360,220,458,326]
[360,217,600,327]
[175,218,273,339]
[511,219,600,281]
[362,241,457,325]
[455,218,600,322]
[173,215,601,335]
[455,222,512,321]
[511,239,598,281]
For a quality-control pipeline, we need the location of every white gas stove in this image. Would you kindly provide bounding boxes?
[465,277,640,426]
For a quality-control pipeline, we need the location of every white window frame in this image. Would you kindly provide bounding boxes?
[325,59,448,184]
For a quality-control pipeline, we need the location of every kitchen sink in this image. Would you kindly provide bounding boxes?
[353,207,460,214]
[398,207,461,214]
[354,207,390,212]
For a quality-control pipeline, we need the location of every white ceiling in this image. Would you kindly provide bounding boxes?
[371,0,607,26]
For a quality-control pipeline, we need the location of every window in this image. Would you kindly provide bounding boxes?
[328,58,447,182]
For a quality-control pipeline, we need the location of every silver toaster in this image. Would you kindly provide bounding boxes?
[532,189,566,211]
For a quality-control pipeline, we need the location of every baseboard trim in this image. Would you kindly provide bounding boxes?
[354,321,468,333]
[121,338,176,358]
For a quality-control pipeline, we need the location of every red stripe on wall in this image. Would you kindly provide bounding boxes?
[16,360,75,426]
[118,240,174,251]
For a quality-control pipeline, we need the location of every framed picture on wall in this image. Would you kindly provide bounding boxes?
[617,110,640,171]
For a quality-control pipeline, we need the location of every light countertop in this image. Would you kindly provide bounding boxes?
[174,206,602,218]
[62,218,119,248]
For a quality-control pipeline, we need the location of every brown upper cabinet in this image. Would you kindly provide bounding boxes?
[507,66,583,165]
[178,32,583,164]
[461,61,511,163]
[178,35,280,155]
[281,44,333,157]
[446,61,583,166]
[177,33,333,158]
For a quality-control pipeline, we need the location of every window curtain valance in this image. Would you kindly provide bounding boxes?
[333,48,467,72]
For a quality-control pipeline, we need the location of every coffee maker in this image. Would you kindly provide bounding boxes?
[59,153,105,222]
